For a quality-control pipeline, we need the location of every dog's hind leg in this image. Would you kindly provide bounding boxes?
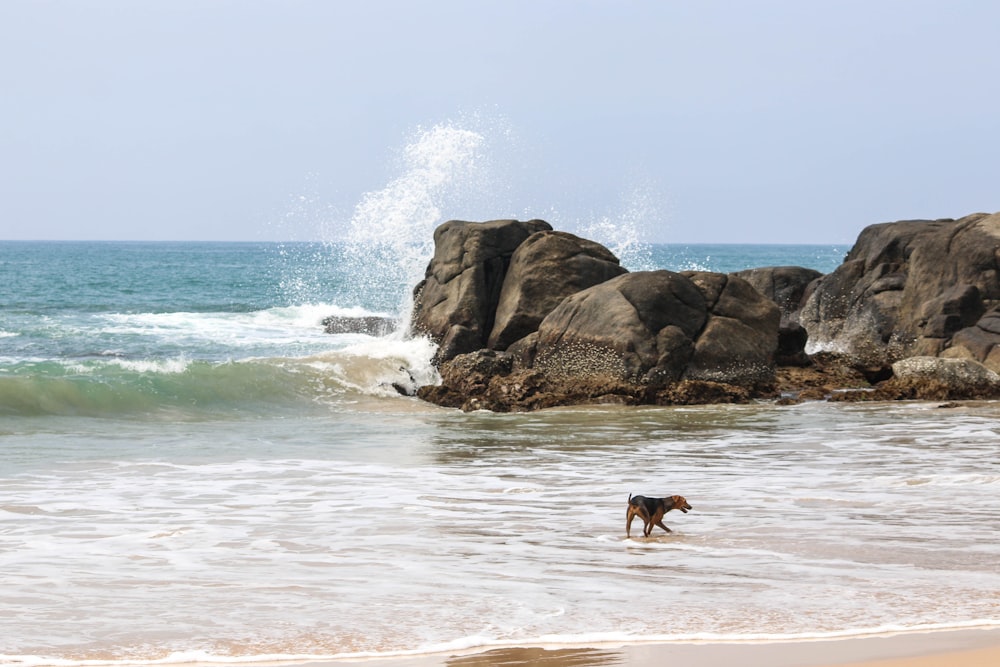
[646,509,665,536]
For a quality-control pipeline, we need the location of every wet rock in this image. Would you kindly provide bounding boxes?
[735,265,823,367]
[941,305,1000,372]
[410,219,552,361]
[681,271,781,387]
[734,265,822,320]
[488,230,626,351]
[532,271,708,386]
[800,212,1000,365]
[323,315,397,336]
[886,356,1000,398]
[410,212,1000,411]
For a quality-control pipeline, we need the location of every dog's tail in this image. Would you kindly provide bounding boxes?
[628,493,633,504]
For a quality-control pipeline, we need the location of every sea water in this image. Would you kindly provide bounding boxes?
[3,238,999,666]
[2,127,998,665]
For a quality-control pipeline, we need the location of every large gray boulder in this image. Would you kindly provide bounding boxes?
[940,305,1000,371]
[735,266,824,366]
[877,356,1000,400]
[892,356,1000,388]
[529,270,780,388]
[734,266,823,321]
[799,212,1000,364]
[682,271,783,385]
[410,218,552,360]
[488,230,627,350]
[531,270,706,385]
[418,268,781,412]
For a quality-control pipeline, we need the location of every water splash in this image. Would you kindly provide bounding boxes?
[576,183,661,272]
[348,124,487,249]
[262,119,506,322]
[269,115,670,326]
[343,122,496,327]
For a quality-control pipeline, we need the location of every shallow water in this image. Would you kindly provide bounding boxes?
[2,240,997,665]
[2,400,999,664]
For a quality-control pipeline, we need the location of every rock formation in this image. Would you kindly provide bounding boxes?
[884,356,1000,399]
[734,266,822,365]
[409,218,552,361]
[488,230,627,351]
[322,315,397,336]
[799,212,1000,368]
[410,219,783,411]
[397,211,1000,410]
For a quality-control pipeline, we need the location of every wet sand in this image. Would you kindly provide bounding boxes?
[620,629,1000,667]
[297,628,1000,666]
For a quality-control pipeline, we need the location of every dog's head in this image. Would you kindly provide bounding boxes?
[670,495,692,513]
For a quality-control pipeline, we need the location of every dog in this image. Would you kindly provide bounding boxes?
[626,494,691,538]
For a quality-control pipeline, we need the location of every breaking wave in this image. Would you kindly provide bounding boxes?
[0,333,438,419]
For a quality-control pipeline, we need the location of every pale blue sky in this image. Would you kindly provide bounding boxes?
[2,1,997,243]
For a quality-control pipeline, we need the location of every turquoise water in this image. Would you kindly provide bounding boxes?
[2,239,999,665]
[0,240,845,420]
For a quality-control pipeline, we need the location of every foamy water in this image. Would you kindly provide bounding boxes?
[2,400,999,665]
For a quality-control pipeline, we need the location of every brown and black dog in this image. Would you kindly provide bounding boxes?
[626,494,691,538]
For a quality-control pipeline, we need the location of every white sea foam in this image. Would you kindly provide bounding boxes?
[96,304,395,357]
[5,619,1000,667]
[301,334,439,396]
[3,401,1000,662]
[108,356,191,374]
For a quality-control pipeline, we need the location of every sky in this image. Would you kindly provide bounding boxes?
[1,1,998,244]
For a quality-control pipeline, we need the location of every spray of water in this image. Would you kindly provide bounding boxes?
[271,113,668,332]
[345,123,487,295]
[576,183,661,272]
[339,117,528,333]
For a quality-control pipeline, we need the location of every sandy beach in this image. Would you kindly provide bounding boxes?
[621,629,1000,667]
[305,629,1000,667]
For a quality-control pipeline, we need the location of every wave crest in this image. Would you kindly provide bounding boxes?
[0,337,437,419]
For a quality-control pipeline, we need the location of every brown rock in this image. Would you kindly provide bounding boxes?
[410,219,552,360]
[800,212,1000,365]
[682,271,782,386]
[532,271,707,385]
[488,230,626,350]
[735,266,824,367]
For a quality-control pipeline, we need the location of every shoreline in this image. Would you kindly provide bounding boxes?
[290,628,1000,667]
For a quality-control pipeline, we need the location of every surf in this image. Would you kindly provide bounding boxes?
[0,335,438,419]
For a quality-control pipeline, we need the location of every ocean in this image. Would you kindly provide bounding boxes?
[2,238,999,666]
